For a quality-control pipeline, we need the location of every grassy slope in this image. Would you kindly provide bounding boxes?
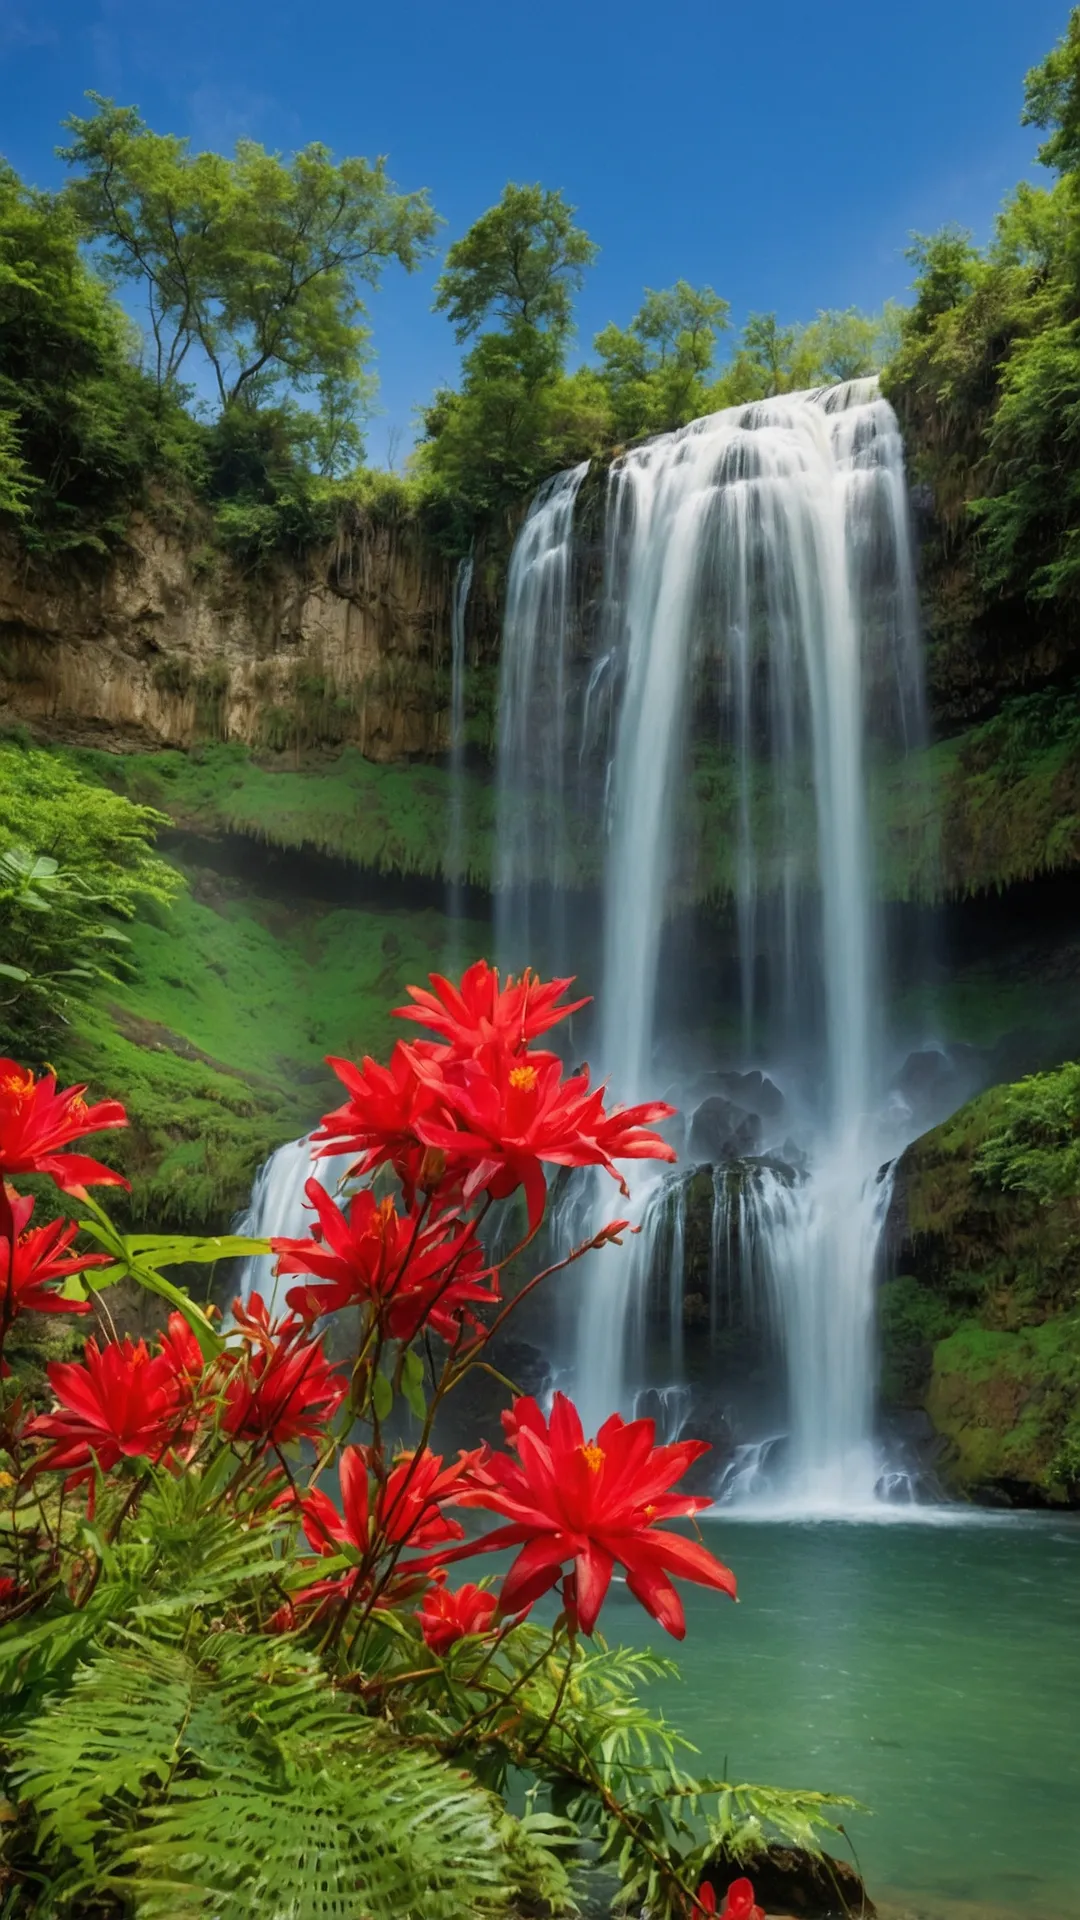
[71,744,501,890]
[57,859,485,1230]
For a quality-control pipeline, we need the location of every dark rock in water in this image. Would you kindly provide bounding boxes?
[714,1069,786,1121]
[702,1845,875,1918]
[688,1095,763,1163]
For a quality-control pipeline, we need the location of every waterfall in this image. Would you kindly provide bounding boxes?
[446,552,474,943]
[494,380,926,1512]
[234,1137,352,1312]
[495,462,590,970]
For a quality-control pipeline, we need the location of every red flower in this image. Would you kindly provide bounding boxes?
[411,1047,676,1231]
[417,1578,497,1653]
[311,1042,442,1192]
[275,1178,498,1342]
[157,1311,210,1426]
[395,960,589,1058]
[28,1335,185,1494]
[449,1393,736,1639]
[718,1880,764,1920]
[0,1189,108,1333]
[0,1062,128,1194]
[222,1294,345,1449]
[286,1444,473,1613]
[300,1444,471,1559]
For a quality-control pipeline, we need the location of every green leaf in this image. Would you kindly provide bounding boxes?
[372,1370,393,1422]
[401,1347,427,1420]
[76,1201,270,1358]
[0,962,30,981]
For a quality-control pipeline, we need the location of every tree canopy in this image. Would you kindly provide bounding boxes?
[433,183,597,342]
[61,96,438,418]
[595,282,730,437]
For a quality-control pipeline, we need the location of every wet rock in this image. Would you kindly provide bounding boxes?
[714,1069,786,1121]
[702,1846,876,1919]
[688,1096,762,1163]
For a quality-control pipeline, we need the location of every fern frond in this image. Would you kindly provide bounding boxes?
[8,1629,524,1919]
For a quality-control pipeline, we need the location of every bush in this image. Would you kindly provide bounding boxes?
[0,740,178,1052]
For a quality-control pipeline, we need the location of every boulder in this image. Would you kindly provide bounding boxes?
[701,1846,875,1919]
[688,1096,762,1164]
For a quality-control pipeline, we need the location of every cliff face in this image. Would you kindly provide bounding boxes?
[0,514,497,760]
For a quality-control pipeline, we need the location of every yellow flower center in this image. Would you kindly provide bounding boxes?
[0,1068,34,1104]
[580,1442,605,1473]
[509,1064,538,1092]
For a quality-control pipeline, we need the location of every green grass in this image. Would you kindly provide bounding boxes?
[53,859,486,1230]
[70,742,502,889]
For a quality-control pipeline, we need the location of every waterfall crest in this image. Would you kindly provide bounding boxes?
[495,379,927,1513]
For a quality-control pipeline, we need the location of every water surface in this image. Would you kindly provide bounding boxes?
[602,1514,1080,1917]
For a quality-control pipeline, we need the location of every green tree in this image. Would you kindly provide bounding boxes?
[421,186,603,540]
[0,159,198,555]
[1022,5,1080,174]
[61,96,438,425]
[796,306,883,383]
[433,182,597,342]
[595,281,730,436]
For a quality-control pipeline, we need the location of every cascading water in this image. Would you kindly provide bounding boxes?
[495,462,590,970]
[495,379,929,1513]
[234,1137,351,1312]
[446,552,474,946]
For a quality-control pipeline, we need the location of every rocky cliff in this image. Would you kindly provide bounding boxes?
[0,510,498,760]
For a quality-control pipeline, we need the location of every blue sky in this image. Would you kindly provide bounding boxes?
[1,0,1071,464]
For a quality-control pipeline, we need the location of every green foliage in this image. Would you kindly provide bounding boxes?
[0,158,201,556]
[884,11,1080,627]
[0,743,178,1051]
[433,183,597,343]
[62,95,437,420]
[0,1489,530,1919]
[973,1060,1080,1203]
[595,281,730,437]
[1022,5,1080,175]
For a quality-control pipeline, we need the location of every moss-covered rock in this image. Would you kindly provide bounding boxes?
[886,1062,1080,1504]
[925,1318,1080,1504]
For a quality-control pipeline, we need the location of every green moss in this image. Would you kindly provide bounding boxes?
[893,1064,1080,1500]
[878,1275,961,1404]
[69,742,502,889]
[926,1314,1080,1500]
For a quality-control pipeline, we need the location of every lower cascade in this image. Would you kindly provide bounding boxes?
[495,379,934,1514]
